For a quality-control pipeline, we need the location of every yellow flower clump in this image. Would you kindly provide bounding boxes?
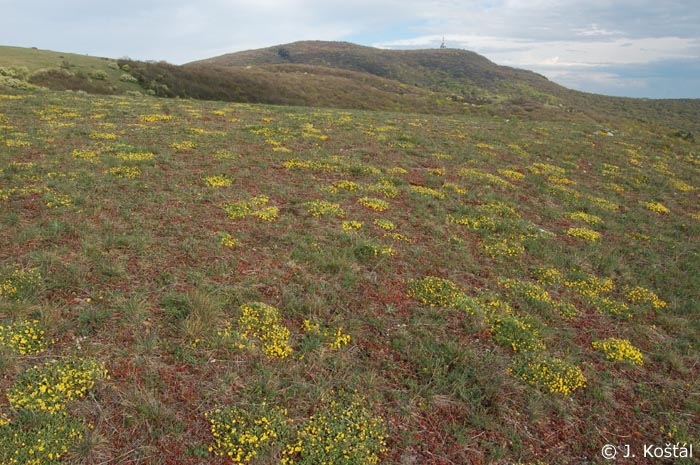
[642,201,670,214]
[206,405,286,463]
[0,320,50,355]
[625,286,667,309]
[90,132,117,140]
[669,178,694,192]
[252,206,279,222]
[590,296,632,317]
[303,320,351,349]
[529,162,566,175]
[7,359,108,414]
[366,179,399,198]
[139,114,173,123]
[517,357,586,396]
[239,302,292,359]
[323,180,360,193]
[45,191,73,208]
[106,166,141,178]
[482,236,525,258]
[407,276,465,308]
[458,168,513,188]
[447,213,498,231]
[566,227,601,242]
[498,278,553,306]
[384,232,412,243]
[592,338,643,365]
[170,140,196,151]
[490,316,546,353]
[281,393,387,465]
[387,166,408,175]
[0,414,84,465]
[203,175,233,188]
[117,151,154,162]
[357,197,389,212]
[342,220,363,232]
[409,185,446,199]
[565,211,603,225]
[219,233,238,248]
[589,196,618,212]
[373,219,395,230]
[0,268,42,301]
[498,169,525,180]
[283,158,338,172]
[71,148,98,160]
[532,267,563,286]
[564,274,614,298]
[224,195,278,222]
[304,200,345,217]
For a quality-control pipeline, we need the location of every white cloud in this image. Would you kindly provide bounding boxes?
[376,34,700,72]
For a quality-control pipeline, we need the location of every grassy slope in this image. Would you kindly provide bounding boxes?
[193,40,700,133]
[4,43,700,134]
[191,40,562,100]
[1,88,699,464]
[0,45,142,93]
[120,59,471,115]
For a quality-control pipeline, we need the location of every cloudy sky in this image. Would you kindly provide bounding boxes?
[1,0,699,98]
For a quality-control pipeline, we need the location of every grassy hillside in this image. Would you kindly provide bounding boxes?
[115,59,472,115]
[3,42,700,135]
[0,45,142,94]
[1,87,699,464]
[193,41,700,133]
[191,41,564,103]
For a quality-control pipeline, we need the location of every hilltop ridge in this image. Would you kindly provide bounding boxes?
[189,40,567,105]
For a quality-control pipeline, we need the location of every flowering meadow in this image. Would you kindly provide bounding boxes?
[1,89,698,464]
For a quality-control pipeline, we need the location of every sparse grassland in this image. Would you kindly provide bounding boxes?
[0,88,698,465]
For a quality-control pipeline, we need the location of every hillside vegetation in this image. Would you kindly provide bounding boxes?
[192,41,565,103]
[0,85,699,464]
[4,42,700,135]
[0,45,142,94]
[192,41,700,133]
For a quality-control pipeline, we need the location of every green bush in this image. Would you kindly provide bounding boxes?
[0,66,30,80]
[89,70,108,80]
[119,73,138,83]
[0,75,39,90]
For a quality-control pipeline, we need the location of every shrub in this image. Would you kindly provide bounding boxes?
[119,73,138,83]
[89,70,109,81]
[29,68,115,94]
[0,65,30,80]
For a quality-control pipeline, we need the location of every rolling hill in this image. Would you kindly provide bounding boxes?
[190,40,565,101]
[0,45,143,94]
[3,41,700,134]
[189,41,700,132]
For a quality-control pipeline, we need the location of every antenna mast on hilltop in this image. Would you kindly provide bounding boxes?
[440,37,447,49]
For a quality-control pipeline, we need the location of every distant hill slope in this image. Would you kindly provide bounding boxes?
[2,42,698,134]
[190,41,700,133]
[0,45,142,94]
[190,40,567,105]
